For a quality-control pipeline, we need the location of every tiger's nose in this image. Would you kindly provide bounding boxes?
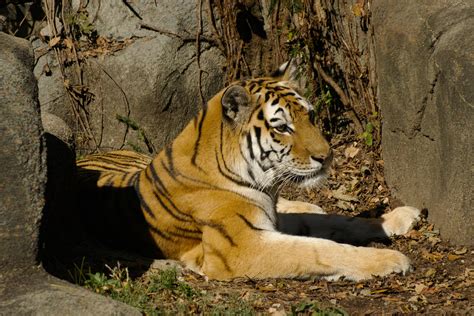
[310,150,333,164]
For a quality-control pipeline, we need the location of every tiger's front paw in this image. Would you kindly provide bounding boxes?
[381,206,421,236]
[325,248,412,281]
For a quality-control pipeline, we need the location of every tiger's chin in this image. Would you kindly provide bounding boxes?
[294,170,328,189]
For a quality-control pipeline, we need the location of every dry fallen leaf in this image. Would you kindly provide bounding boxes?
[424,268,437,278]
[414,283,427,294]
[64,38,74,50]
[333,186,359,202]
[49,36,61,47]
[344,144,360,159]
[421,250,444,262]
[257,284,277,292]
[447,254,462,261]
[336,200,352,210]
[454,247,468,255]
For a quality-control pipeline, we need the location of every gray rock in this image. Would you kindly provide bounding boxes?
[1,271,141,316]
[41,112,74,146]
[0,32,140,315]
[0,32,45,273]
[36,0,225,154]
[149,259,183,272]
[373,1,474,245]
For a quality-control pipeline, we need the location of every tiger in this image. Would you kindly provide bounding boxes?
[77,62,421,281]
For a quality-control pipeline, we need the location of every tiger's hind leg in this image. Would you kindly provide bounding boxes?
[277,205,421,245]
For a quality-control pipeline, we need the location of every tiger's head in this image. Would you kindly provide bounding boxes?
[219,62,332,190]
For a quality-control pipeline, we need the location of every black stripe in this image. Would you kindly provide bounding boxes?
[151,188,190,222]
[250,128,269,171]
[246,104,263,125]
[148,224,172,240]
[136,186,156,220]
[191,107,207,167]
[144,171,193,221]
[129,171,141,187]
[167,226,202,241]
[160,159,182,185]
[77,162,129,173]
[105,152,151,162]
[161,157,214,189]
[102,173,116,186]
[274,107,284,115]
[219,122,247,183]
[280,91,295,97]
[164,146,175,175]
[254,127,268,163]
[271,98,279,106]
[204,242,232,273]
[238,144,254,181]
[237,213,265,231]
[118,173,128,186]
[167,230,202,241]
[264,92,271,103]
[89,156,145,169]
[198,220,236,246]
[215,151,253,188]
[309,109,316,124]
[176,226,202,234]
[147,163,170,196]
[272,86,284,91]
[246,132,255,160]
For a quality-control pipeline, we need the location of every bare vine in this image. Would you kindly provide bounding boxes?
[42,0,99,151]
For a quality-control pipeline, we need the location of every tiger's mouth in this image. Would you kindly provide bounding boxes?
[291,168,328,183]
[289,154,333,185]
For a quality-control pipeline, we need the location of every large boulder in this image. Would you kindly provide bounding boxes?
[35,0,225,154]
[0,32,140,315]
[373,1,473,245]
[0,31,45,276]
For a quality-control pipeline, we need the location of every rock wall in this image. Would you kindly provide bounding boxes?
[0,32,140,315]
[0,31,45,276]
[373,1,473,245]
[36,0,225,154]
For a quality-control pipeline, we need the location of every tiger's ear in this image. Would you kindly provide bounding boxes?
[271,59,306,91]
[221,85,251,123]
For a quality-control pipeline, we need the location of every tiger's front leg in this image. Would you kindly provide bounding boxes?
[276,197,326,214]
[277,205,421,245]
[195,218,411,281]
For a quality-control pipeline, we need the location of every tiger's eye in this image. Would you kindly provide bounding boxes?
[274,125,290,134]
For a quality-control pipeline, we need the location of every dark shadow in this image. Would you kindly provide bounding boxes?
[39,134,155,282]
[277,212,391,246]
[78,175,164,259]
[236,5,267,43]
